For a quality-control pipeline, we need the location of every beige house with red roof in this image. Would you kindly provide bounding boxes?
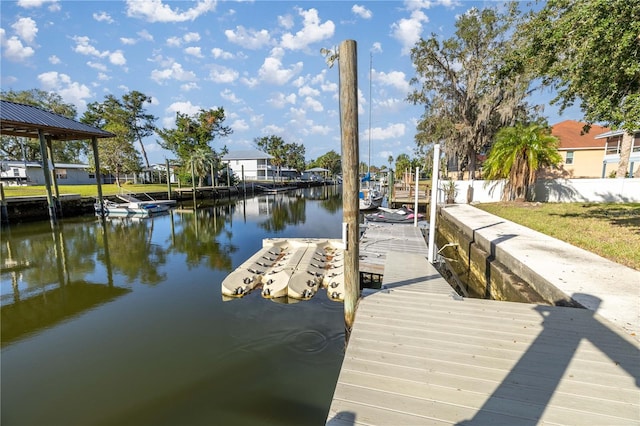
[546,120,612,178]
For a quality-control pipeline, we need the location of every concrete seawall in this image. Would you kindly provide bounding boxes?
[437,204,640,341]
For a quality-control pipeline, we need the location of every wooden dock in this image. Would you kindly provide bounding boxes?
[358,222,429,275]
[327,224,640,425]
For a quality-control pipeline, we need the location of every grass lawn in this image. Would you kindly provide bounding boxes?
[475,202,640,271]
[2,184,173,198]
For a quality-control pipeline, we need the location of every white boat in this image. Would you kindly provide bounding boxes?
[359,187,383,211]
[94,200,172,218]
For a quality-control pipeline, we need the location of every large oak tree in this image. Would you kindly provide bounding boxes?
[408,3,533,179]
[518,0,640,177]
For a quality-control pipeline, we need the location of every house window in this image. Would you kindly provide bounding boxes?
[56,169,67,179]
[633,133,640,153]
[88,173,95,179]
[12,168,20,177]
[605,136,622,155]
[565,151,574,165]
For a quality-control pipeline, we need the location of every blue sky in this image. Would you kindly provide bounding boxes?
[1,0,582,166]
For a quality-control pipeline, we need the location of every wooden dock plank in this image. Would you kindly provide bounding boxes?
[327,223,640,425]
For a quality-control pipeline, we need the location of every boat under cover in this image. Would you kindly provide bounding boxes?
[94,200,173,218]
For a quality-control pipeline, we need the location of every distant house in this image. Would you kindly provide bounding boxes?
[546,120,611,178]
[222,150,273,180]
[0,161,115,185]
[595,129,640,178]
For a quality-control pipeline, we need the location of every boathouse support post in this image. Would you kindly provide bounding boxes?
[37,129,56,223]
[166,158,172,200]
[428,144,440,264]
[191,160,197,205]
[46,136,62,214]
[91,136,105,218]
[339,39,360,332]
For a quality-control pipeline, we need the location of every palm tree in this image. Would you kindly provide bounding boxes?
[483,124,562,201]
[190,146,215,187]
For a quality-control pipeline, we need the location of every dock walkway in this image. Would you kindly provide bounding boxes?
[327,219,640,425]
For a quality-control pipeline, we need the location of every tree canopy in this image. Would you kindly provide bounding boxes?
[0,89,84,163]
[122,91,157,168]
[408,3,533,179]
[307,150,341,175]
[82,94,143,185]
[156,108,232,183]
[515,0,640,177]
[254,135,306,177]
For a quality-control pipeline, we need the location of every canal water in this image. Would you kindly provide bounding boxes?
[1,186,347,426]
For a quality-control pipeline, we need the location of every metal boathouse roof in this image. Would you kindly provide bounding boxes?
[0,100,114,141]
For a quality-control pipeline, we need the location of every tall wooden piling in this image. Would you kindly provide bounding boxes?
[339,39,359,332]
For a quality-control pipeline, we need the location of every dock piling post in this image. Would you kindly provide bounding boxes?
[428,144,440,264]
[339,39,360,333]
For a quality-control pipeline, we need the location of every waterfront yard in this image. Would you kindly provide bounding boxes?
[476,202,640,271]
[2,184,171,197]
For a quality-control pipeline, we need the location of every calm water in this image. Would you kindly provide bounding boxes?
[1,186,347,426]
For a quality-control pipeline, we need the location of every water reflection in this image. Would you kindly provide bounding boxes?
[1,186,345,426]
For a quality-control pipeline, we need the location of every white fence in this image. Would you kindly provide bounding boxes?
[441,178,640,203]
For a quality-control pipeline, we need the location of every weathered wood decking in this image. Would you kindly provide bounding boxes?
[327,223,640,425]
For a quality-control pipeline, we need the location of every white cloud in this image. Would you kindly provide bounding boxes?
[240,76,259,88]
[298,85,320,97]
[109,50,126,66]
[151,62,197,84]
[12,17,38,44]
[211,47,233,59]
[72,35,108,57]
[303,96,323,112]
[391,9,428,55]
[183,32,200,43]
[258,48,303,85]
[126,0,217,23]
[17,0,59,10]
[372,42,383,53]
[97,72,110,81]
[231,119,249,132]
[368,122,406,140]
[208,64,239,84]
[181,82,200,91]
[166,36,182,47]
[375,69,411,92]
[49,55,60,64]
[121,37,137,45]
[220,88,241,103]
[224,26,272,50]
[185,46,204,58]
[138,29,154,41]
[267,92,297,108]
[0,30,35,62]
[87,61,108,71]
[352,5,372,19]
[262,124,284,135]
[162,100,202,127]
[278,14,294,30]
[37,71,93,111]
[280,8,334,51]
[93,11,114,24]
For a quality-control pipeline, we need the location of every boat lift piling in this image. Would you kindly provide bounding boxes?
[339,39,359,332]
